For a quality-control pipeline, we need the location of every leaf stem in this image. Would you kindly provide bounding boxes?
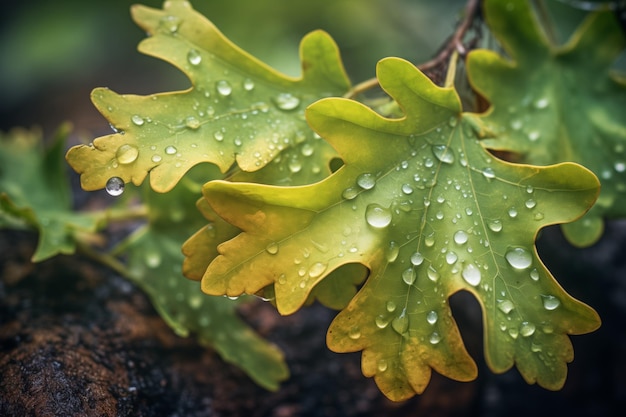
[343,0,481,99]
[75,239,132,278]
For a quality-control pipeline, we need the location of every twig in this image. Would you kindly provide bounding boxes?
[343,0,481,99]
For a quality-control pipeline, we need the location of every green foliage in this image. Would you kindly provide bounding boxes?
[3,0,622,402]
[0,126,101,261]
[467,0,626,246]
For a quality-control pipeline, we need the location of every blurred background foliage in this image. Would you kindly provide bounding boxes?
[0,0,622,140]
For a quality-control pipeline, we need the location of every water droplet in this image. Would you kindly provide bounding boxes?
[377,359,388,372]
[386,301,397,313]
[432,145,455,164]
[116,144,139,164]
[160,15,181,33]
[365,204,392,228]
[348,326,361,340]
[265,242,279,255]
[301,143,314,157]
[424,233,435,247]
[375,315,389,329]
[426,310,438,325]
[454,230,469,245]
[488,220,503,232]
[508,207,518,218]
[482,167,496,179]
[497,299,514,314]
[402,268,416,285]
[288,159,302,173]
[342,187,358,200]
[216,80,232,96]
[308,262,327,278]
[131,114,145,126]
[528,131,540,141]
[213,131,225,142]
[615,162,626,172]
[510,119,522,130]
[448,116,458,127]
[151,155,162,163]
[243,78,255,91]
[520,321,536,337]
[356,173,376,190]
[505,247,532,270]
[508,328,519,339]
[187,48,202,65]
[429,332,441,344]
[542,295,561,310]
[427,266,439,282]
[145,251,161,268]
[462,263,481,286]
[185,116,200,129]
[188,294,203,309]
[391,310,409,335]
[105,177,124,196]
[530,268,540,281]
[165,145,177,155]
[525,199,536,209]
[401,183,414,195]
[411,252,424,266]
[446,251,458,265]
[386,241,399,262]
[273,93,300,111]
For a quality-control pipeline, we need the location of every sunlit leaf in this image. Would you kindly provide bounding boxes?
[467,0,626,246]
[66,0,350,193]
[200,57,600,400]
[115,165,288,390]
[0,126,101,261]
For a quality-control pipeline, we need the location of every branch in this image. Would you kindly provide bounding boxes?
[344,0,481,99]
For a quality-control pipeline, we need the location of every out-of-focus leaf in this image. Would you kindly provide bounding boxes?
[467,0,626,246]
[115,164,288,391]
[0,126,100,261]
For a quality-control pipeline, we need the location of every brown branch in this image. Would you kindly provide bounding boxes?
[344,0,481,99]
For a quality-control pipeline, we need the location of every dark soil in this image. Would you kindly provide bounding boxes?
[1,224,625,417]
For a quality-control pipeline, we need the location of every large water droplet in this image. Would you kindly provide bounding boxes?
[426,310,438,325]
[402,268,416,285]
[488,220,503,232]
[432,145,454,164]
[309,262,327,278]
[145,251,161,268]
[482,167,496,179]
[348,326,361,340]
[116,144,139,164]
[216,80,232,96]
[411,252,424,266]
[273,93,300,111]
[525,199,536,209]
[105,177,125,196]
[165,145,177,155]
[530,268,540,281]
[454,230,469,245]
[265,242,279,255]
[151,154,162,163]
[386,241,399,262]
[429,332,441,344]
[185,116,200,130]
[386,301,397,312]
[542,295,561,310]
[375,315,389,329]
[534,98,549,109]
[505,247,532,270]
[356,173,376,190]
[391,310,409,335]
[446,251,458,264]
[497,299,514,314]
[462,263,481,286]
[377,359,388,372]
[243,78,255,91]
[508,207,518,218]
[365,204,392,228]
[131,114,145,126]
[427,266,439,282]
[520,321,536,337]
[187,48,202,65]
[342,187,359,200]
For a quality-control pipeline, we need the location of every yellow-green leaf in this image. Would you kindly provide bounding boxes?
[200,57,600,400]
[467,0,626,246]
[66,0,350,193]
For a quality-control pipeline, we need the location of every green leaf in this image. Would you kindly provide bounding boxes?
[200,57,600,400]
[466,0,626,246]
[116,165,288,391]
[66,0,350,193]
[0,126,101,261]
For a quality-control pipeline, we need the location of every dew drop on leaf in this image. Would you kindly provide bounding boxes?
[356,173,376,190]
[308,262,327,278]
[216,80,232,96]
[342,187,359,200]
[453,230,469,245]
[185,116,201,129]
[482,167,496,179]
[116,144,139,164]
[145,251,161,268]
[508,207,518,218]
[386,241,399,262]
[429,332,441,345]
[187,48,202,65]
[213,131,224,142]
[386,300,397,313]
[520,321,536,337]
[375,315,389,329]
[165,145,177,155]
[377,359,388,372]
[391,310,409,335]
[427,266,440,282]
[151,155,162,163]
[505,247,533,270]
[131,114,145,126]
[272,93,301,111]
[542,295,561,310]
[497,299,515,314]
[525,199,536,209]
[401,268,416,285]
[432,145,455,164]
[530,268,540,281]
[488,219,503,232]
[242,78,255,91]
[410,252,424,266]
[365,204,392,228]
[462,263,481,286]
[105,177,124,196]
[426,310,438,325]
[348,326,361,340]
[446,251,458,265]
[265,242,279,255]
